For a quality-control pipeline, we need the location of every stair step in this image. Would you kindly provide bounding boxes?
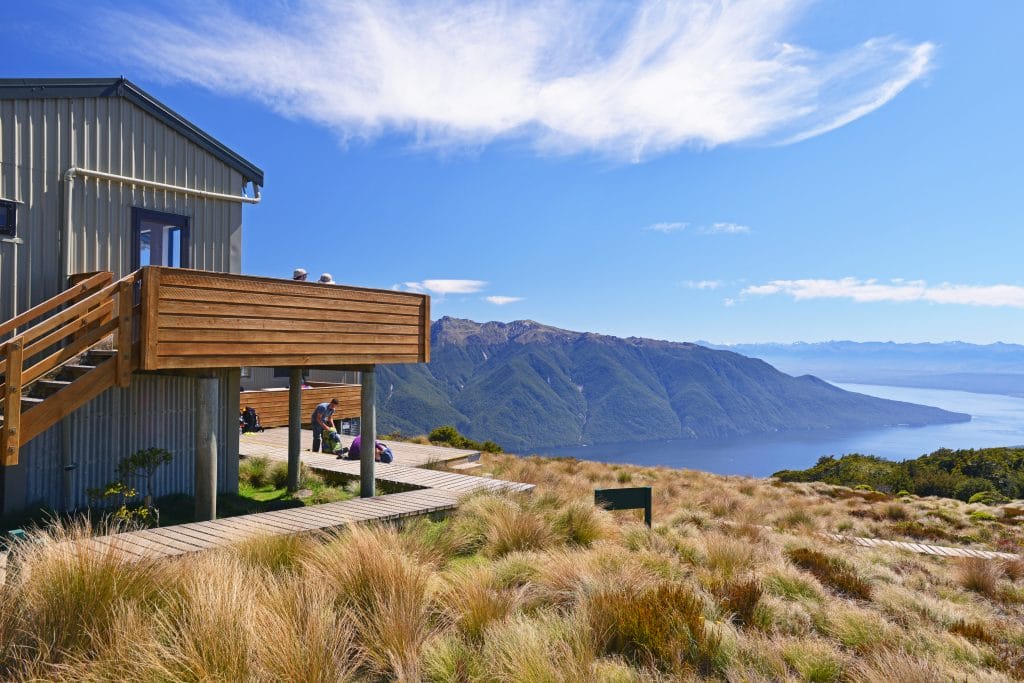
[29,379,72,399]
[20,397,44,410]
[58,364,97,380]
[87,349,118,359]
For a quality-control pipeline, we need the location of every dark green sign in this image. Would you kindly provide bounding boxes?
[594,486,652,527]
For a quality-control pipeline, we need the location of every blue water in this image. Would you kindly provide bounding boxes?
[539,383,1024,477]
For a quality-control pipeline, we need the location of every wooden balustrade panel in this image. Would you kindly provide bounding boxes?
[143,267,430,370]
[239,384,361,427]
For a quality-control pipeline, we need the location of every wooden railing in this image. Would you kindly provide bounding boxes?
[141,267,431,370]
[240,383,361,428]
[0,271,138,465]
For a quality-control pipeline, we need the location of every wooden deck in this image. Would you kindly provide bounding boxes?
[240,427,480,468]
[259,448,534,494]
[20,437,529,568]
[240,385,361,427]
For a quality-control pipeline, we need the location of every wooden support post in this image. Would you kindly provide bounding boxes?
[195,376,218,521]
[287,368,302,492]
[115,279,133,388]
[360,366,376,498]
[139,267,160,371]
[2,339,24,466]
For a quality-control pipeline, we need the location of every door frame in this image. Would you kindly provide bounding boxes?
[131,207,191,270]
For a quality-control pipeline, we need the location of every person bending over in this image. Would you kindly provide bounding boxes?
[310,398,339,452]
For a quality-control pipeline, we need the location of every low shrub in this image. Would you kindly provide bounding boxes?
[428,425,504,453]
[785,548,872,601]
[239,456,269,488]
[968,490,1009,505]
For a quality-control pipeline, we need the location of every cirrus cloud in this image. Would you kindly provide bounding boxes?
[484,295,524,305]
[398,279,487,295]
[741,278,1024,308]
[100,0,934,159]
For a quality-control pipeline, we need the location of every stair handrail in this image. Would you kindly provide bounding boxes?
[0,271,113,341]
[1,270,141,466]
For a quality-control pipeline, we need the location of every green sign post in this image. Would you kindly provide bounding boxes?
[594,486,652,528]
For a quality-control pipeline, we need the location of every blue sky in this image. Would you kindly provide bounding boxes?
[6,1,1023,344]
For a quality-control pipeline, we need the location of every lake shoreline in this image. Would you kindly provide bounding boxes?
[534,383,1024,478]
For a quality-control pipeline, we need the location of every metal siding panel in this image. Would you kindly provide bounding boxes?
[21,372,235,511]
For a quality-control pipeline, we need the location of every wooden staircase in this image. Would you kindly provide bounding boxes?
[0,272,138,467]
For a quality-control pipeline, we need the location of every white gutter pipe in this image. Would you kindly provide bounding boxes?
[60,167,261,292]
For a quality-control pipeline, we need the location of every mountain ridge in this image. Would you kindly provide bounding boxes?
[375,318,969,452]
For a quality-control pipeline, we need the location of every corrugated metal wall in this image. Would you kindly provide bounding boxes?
[0,95,244,324]
[19,371,237,510]
[0,92,248,514]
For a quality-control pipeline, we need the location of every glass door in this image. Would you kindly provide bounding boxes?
[132,208,190,269]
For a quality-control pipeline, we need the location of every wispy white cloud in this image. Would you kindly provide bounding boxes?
[484,295,524,305]
[645,221,688,233]
[681,280,721,290]
[398,279,487,295]
[100,1,934,158]
[701,222,751,234]
[741,278,1024,308]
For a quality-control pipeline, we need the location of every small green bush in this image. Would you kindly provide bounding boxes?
[968,490,1010,505]
[428,425,503,453]
[239,457,269,488]
[970,510,997,522]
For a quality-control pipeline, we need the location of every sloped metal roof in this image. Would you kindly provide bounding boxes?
[0,77,264,186]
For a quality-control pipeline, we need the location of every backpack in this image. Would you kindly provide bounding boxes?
[241,406,264,433]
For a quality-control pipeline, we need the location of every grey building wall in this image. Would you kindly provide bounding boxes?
[0,94,245,323]
[240,366,361,391]
[0,92,251,514]
[9,370,238,512]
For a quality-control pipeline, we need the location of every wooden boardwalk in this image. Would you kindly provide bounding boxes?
[822,531,1019,560]
[57,489,460,563]
[240,427,479,467]
[11,443,532,569]
[263,449,534,494]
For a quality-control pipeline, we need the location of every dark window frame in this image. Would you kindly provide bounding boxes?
[131,207,190,270]
[0,200,15,237]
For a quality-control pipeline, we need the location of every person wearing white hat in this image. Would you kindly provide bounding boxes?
[318,273,335,284]
[292,268,308,281]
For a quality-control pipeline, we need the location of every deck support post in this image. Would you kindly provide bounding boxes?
[287,368,302,492]
[360,366,376,498]
[195,375,219,521]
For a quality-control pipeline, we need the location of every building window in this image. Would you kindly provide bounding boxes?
[274,367,309,379]
[0,200,15,237]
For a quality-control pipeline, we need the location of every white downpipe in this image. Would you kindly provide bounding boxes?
[1,236,24,334]
[60,167,261,291]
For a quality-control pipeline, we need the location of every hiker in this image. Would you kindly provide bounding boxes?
[293,267,308,281]
[347,435,393,463]
[310,398,339,452]
[318,272,335,284]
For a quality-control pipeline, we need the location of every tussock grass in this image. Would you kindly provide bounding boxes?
[2,451,1022,680]
[785,547,873,600]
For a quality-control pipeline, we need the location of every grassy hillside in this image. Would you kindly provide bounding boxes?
[1,454,1023,681]
[376,318,970,452]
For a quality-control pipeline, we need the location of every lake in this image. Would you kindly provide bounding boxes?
[539,383,1024,477]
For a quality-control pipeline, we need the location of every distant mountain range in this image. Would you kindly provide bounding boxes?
[375,318,969,452]
[702,340,1024,397]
